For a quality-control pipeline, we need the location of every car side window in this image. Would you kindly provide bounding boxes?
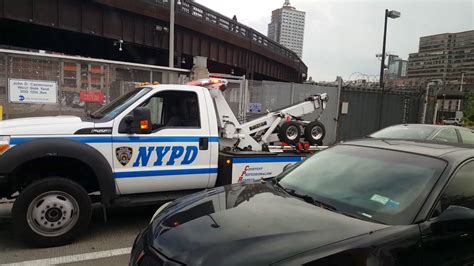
[433,128,459,143]
[459,130,474,145]
[141,90,200,131]
[438,161,474,213]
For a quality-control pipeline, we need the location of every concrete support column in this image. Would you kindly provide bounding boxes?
[191,56,210,80]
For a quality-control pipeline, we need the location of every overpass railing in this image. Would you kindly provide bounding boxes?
[142,0,302,64]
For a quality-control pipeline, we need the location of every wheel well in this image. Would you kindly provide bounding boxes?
[11,157,100,196]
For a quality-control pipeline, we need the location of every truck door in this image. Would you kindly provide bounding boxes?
[112,87,216,194]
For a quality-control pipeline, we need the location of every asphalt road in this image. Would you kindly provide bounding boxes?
[0,203,162,265]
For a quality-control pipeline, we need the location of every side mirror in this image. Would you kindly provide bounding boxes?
[122,107,152,134]
[431,205,474,233]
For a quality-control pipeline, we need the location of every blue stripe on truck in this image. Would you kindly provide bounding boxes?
[10,136,219,145]
[233,156,304,163]
[114,167,219,178]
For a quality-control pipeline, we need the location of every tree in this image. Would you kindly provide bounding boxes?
[464,95,474,122]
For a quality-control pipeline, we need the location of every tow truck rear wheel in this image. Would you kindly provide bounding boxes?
[278,121,301,145]
[304,121,325,146]
[12,177,91,247]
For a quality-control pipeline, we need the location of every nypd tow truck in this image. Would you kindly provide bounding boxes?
[0,79,328,247]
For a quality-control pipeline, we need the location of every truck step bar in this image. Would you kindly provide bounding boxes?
[111,189,202,207]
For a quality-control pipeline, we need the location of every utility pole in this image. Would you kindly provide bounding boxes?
[458,72,464,111]
[169,0,175,68]
[421,82,432,124]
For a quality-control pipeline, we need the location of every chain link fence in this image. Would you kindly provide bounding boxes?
[0,50,190,119]
[1,51,423,145]
[220,78,422,145]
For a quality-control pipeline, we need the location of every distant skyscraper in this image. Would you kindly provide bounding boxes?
[388,56,408,78]
[267,0,306,58]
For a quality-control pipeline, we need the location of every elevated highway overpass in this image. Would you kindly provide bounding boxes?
[0,0,308,82]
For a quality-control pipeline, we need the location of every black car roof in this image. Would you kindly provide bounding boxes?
[342,139,474,159]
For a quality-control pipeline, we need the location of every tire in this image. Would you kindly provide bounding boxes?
[304,121,326,146]
[12,177,92,247]
[278,121,301,145]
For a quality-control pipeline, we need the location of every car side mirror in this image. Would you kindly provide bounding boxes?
[123,107,152,134]
[431,205,474,234]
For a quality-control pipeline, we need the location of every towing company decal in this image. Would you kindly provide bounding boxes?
[132,146,198,167]
[231,156,304,183]
[238,165,250,183]
[116,147,133,166]
[238,165,271,183]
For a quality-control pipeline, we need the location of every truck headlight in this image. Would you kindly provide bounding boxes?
[0,136,10,154]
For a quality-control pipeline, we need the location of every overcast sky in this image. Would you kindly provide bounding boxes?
[196,0,474,81]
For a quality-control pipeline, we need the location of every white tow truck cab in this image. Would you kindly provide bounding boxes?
[0,78,328,247]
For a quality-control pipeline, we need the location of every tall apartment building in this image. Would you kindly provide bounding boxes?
[407,30,474,82]
[267,0,305,58]
[388,56,408,78]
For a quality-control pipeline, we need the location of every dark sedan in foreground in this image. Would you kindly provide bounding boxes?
[131,139,474,266]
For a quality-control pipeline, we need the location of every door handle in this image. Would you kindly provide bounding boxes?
[199,137,209,150]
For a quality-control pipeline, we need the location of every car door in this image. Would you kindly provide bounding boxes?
[112,87,215,194]
[421,160,474,265]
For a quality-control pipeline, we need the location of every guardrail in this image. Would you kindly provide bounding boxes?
[141,0,302,63]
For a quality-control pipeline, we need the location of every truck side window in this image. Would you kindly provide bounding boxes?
[142,90,200,130]
[437,161,474,214]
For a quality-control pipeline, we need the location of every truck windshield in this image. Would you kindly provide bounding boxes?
[278,145,446,225]
[89,88,152,121]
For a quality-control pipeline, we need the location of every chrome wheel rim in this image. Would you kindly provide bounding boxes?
[27,191,80,237]
[311,126,323,140]
[286,126,299,140]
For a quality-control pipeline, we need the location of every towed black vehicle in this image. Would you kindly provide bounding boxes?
[131,139,474,266]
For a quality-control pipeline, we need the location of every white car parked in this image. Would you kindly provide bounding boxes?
[442,117,462,126]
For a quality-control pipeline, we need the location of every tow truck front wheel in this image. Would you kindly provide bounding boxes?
[12,177,91,247]
[278,122,301,145]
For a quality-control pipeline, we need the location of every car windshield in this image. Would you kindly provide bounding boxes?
[278,145,446,225]
[89,88,152,121]
[370,125,436,140]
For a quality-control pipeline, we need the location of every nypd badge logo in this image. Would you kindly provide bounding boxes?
[116,147,133,166]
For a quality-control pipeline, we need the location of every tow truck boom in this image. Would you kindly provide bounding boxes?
[189,79,328,151]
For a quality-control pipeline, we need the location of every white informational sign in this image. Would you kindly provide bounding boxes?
[8,79,58,104]
[341,102,349,115]
[231,156,304,184]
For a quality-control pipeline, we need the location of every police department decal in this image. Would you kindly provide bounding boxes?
[116,147,133,166]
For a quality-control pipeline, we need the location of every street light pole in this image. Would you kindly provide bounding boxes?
[379,9,388,90]
[377,9,400,129]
